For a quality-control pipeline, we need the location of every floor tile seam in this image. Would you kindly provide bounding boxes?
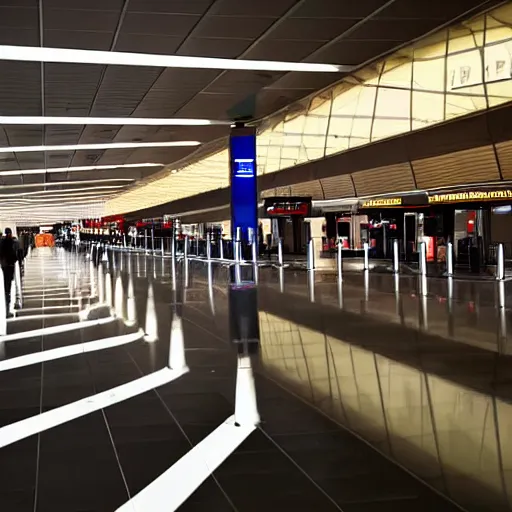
[82,347,132,503]
[151,277,459,508]
[180,309,349,506]
[122,345,240,512]
[258,371,468,511]
[178,308,453,508]
[256,426,347,511]
[100,407,132,501]
[178,309,350,508]
[32,272,49,512]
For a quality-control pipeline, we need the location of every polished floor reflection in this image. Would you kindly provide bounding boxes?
[3,247,506,511]
[186,260,512,512]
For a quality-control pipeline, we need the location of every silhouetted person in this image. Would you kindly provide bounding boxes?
[0,228,20,314]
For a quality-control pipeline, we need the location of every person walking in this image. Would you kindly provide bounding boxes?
[0,228,20,315]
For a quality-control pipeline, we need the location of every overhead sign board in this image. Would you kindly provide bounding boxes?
[263,197,312,217]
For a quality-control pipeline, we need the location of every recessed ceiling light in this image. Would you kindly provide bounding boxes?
[0,141,200,153]
[0,163,163,176]
[0,45,349,73]
[0,116,230,126]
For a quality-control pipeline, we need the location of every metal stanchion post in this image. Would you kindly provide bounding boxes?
[394,273,401,321]
[234,227,242,283]
[447,276,454,336]
[337,239,343,309]
[144,230,148,252]
[251,233,258,284]
[279,266,284,293]
[171,233,176,291]
[446,241,453,277]
[206,232,212,261]
[393,239,399,274]
[497,243,505,280]
[420,241,427,296]
[337,238,343,282]
[161,237,165,257]
[308,268,315,302]
[235,227,242,263]
[307,238,315,271]
[219,237,224,260]
[277,238,283,267]
[184,235,189,288]
[363,242,369,271]
[151,227,155,254]
[499,280,507,345]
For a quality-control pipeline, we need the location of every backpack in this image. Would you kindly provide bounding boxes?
[0,237,17,266]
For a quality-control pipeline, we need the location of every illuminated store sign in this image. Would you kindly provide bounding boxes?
[264,197,312,217]
[428,189,512,204]
[361,197,402,208]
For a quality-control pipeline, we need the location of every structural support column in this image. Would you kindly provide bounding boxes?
[230,123,258,265]
[228,122,259,358]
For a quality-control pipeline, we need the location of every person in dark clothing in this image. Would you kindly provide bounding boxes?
[0,228,20,314]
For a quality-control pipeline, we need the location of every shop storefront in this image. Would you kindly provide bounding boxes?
[352,186,512,270]
[262,197,312,255]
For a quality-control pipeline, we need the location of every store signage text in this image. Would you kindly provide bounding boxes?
[428,189,512,204]
[361,197,402,208]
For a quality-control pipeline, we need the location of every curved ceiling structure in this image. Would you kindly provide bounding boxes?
[105,1,512,218]
[0,0,501,224]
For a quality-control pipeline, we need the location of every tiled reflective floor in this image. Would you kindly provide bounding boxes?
[3,248,512,511]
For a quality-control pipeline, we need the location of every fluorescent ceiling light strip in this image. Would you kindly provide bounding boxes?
[2,194,115,203]
[22,286,69,292]
[0,45,348,73]
[0,316,115,342]
[0,180,131,190]
[22,292,73,298]
[3,197,112,205]
[0,330,144,372]
[24,296,92,303]
[7,312,78,322]
[2,204,110,211]
[10,189,117,197]
[0,366,187,449]
[0,116,229,126]
[116,416,255,512]
[0,163,163,176]
[0,141,200,153]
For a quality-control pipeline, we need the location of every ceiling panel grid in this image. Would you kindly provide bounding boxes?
[0,0,505,222]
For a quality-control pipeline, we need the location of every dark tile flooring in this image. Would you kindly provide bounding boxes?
[0,250,493,511]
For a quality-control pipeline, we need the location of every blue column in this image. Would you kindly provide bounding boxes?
[228,123,259,353]
[229,123,257,244]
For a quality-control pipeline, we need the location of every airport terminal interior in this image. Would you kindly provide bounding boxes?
[1,0,512,511]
